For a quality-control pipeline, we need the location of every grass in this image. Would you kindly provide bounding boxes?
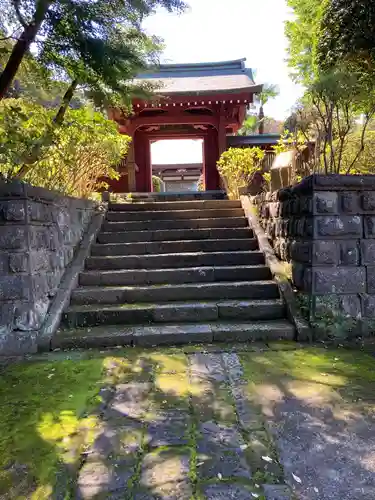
[239,346,375,416]
[0,358,105,499]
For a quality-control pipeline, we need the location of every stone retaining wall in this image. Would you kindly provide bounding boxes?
[0,181,97,354]
[252,174,375,336]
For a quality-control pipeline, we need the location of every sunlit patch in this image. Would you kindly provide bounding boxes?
[148,354,187,374]
[38,412,98,463]
[155,373,190,397]
[31,484,53,500]
[286,380,342,404]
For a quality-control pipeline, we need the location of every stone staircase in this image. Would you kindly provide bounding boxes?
[53,195,295,348]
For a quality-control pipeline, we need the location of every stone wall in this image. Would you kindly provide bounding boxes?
[252,174,375,336]
[0,181,97,354]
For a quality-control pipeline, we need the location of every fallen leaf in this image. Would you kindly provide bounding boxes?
[292,473,302,483]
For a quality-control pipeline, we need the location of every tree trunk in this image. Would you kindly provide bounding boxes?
[53,79,78,124]
[258,105,264,134]
[0,0,52,99]
[16,79,78,179]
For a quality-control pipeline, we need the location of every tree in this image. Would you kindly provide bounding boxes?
[0,0,186,99]
[285,0,322,84]
[257,84,278,134]
[237,114,258,135]
[317,0,375,72]
[288,68,375,174]
[1,1,187,177]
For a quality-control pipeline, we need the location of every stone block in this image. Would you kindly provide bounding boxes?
[28,201,53,223]
[32,274,49,300]
[291,262,306,290]
[0,303,15,335]
[299,195,312,214]
[140,450,192,499]
[0,226,28,250]
[263,484,292,500]
[0,253,9,273]
[311,267,365,294]
[197,421,251,480]
[203,484,254,500]
[14,298,49,331]
[338,294,362,318]
[0,275,31,300]
[315,215,362,238]
[340,191,360,213]
[312,241,338,265]
[362,294,375,318]
[366,267,375,293]
[146,410,190,447]
[338,241,360,266]
[363,216,375,238]
[314,191,338,214]
[30,250,51,272]
[360,240,375,265]
[30,227,60,251]
[361,192,375,212]
[9,253,29,273]
[289,240,311,264]
[47,270,63,296]
[0,200,26,222]
[0,330,37,355]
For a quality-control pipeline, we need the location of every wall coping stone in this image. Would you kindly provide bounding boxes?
[37,206,107,351]
[0,179,97,210]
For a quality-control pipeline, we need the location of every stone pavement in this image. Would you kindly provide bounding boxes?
[74,351,293,500]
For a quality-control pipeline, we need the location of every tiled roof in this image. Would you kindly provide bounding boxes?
[136,59,262,96]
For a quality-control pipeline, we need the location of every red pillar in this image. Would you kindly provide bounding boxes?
[134,131,152,192]
[203,127,221,191]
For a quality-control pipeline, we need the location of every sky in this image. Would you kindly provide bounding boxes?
[143,0,303,165]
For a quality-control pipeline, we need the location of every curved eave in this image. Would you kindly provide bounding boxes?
[153,84,263,98]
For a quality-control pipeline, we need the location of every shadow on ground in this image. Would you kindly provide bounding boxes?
[239,347,375,500]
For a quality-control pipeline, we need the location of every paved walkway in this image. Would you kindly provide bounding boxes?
[75,351,292,499]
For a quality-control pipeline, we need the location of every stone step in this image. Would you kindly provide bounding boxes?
[102,217,247,232]
[108,199,240,212]
[63,299,285,328]
[86,250,264,270]
[90,238,259,256]
[71,280,280,305]
[106,208,244,221]
[113,191,227,203]
[52,319,295,349]
[97,227,252,244]
[79,265,271,287]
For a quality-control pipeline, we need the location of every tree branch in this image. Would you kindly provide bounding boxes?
[346,110,374,174]
[11,0,28,28]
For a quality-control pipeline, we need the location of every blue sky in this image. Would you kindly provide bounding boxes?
[143,0,303,164]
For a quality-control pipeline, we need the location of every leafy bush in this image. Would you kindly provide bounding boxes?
[196,174,204,191]
[0,99,129,198]
[152,175,164,192]
[217,147,266,199]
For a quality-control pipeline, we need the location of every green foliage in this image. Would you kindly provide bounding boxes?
[0,99,129,197]
[0,357,104,497]
[238,114,258,135]
[285,0,323,83]
[317,0,375,72]
[196,173,204,192]
[217,147,265,199]
[152,174,164,193]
